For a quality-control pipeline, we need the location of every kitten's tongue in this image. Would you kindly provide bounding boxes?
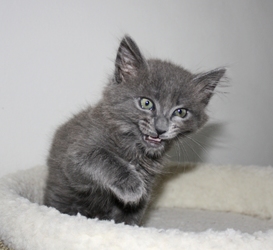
[147,136,161,143]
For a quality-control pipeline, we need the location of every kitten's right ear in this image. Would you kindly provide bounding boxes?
[114,36,147,84]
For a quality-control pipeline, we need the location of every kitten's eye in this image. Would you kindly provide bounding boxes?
[173,108,188,118]
[140,98,154,110]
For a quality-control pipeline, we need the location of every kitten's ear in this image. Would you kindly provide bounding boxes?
[193,67,226,105]
[114,36,147,84]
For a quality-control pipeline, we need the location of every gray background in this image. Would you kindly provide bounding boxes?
[1,1,273,177]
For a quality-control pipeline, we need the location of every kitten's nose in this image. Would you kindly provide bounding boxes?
[155,116,168,135]
[156,127,167,135]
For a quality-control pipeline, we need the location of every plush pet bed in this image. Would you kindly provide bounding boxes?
[1,163,273,250]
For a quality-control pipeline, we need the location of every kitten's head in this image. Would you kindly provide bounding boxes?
[103,36,225,158]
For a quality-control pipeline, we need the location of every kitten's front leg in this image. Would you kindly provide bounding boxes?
[67,148,147,206]
[107,163,147,205]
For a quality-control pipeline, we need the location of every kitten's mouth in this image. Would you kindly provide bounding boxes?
[144,135,162,146]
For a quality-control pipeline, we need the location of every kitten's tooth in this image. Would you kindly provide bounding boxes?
[148,136,161,143]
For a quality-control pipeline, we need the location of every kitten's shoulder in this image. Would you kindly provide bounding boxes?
[52,106,94,139]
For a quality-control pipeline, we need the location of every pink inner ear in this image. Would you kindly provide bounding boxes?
[114,36,147,83]
[120,55,138,77]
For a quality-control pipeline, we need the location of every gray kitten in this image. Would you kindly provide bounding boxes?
[44,36,225,225]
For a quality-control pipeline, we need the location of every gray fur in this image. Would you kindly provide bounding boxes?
[44,35,225,225]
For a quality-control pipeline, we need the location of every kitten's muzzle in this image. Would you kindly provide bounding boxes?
[155,116,168,135]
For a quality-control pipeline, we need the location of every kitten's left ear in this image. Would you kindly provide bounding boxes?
[114,35,148,84]
[192,67,226,105]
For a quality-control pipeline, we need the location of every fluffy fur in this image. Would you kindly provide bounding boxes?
[1,163,273,250]
[44,36,225,225]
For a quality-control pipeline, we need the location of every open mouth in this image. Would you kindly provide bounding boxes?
[144,135,162,146]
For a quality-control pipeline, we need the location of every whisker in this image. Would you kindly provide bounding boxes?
[171,138,190,173]
[183,134,228,180]
[176,137,191,163]
[184,134,210,156]
[183,137,204,162]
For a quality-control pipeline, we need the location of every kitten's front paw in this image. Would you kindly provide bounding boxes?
[110,167,146,205]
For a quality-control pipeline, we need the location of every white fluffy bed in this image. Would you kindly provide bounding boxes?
[1,163,273,250]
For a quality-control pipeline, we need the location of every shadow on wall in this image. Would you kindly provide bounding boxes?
[167,122,226,163]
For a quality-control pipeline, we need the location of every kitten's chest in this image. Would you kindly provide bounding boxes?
[131,156,163,178]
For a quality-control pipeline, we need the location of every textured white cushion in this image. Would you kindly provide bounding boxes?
[1,163,273,250]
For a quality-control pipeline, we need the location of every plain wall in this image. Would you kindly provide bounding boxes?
[1,0,273,177]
